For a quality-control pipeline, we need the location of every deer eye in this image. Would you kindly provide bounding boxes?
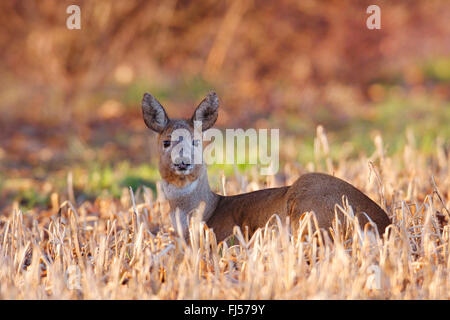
[162,140,171,148]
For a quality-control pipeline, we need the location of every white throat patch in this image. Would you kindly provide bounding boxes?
[162,179,199,200]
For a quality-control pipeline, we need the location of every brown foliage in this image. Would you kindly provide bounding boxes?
[0,0,449,123]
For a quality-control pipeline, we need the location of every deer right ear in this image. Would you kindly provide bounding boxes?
[142,93,169,133]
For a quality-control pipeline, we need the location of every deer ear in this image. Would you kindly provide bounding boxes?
[142,93,169,133]
[191,92,219,131]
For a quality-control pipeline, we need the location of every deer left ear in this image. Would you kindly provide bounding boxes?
[191,92,219,131]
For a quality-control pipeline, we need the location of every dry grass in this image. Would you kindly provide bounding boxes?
[0,129,449,299]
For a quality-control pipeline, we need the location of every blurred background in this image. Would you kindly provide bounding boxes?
[0,0,449,213]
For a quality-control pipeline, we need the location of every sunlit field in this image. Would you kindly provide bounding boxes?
[1,128,448,299]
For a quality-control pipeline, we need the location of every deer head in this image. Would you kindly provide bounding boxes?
[141,92,219,189]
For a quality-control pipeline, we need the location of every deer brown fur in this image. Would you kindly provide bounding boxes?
[141,91,391,242]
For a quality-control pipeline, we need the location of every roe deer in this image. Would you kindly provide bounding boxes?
[141,91,391,241]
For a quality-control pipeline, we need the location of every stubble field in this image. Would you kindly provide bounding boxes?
[1,128,448,299]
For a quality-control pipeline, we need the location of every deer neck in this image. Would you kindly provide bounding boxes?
[161,166,220,228]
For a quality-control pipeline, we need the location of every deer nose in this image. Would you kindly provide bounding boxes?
[174,157,191,170]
